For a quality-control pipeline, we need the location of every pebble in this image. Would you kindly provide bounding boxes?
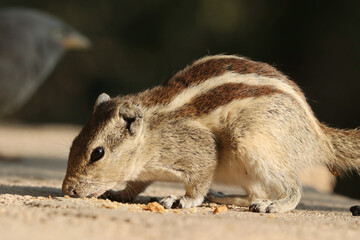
[350,205,360,216]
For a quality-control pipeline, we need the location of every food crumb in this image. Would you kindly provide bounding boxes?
[64,195,70,199]
[48,195,52,199]
[189,208,198,214]
[268,214,276,219]
[129,208,140,213]
[213,205,228,214]
[102,203,118,209]
[142,202,166,213]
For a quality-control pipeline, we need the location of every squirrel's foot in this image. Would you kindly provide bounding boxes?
[249,199,274,213]
[159,195,204,209]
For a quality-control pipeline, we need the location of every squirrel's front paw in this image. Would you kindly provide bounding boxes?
[159,195,179,209]
[249,199,274,213]
[179,196,204,208]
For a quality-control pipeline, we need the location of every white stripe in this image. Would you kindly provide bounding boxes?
[147,71,321,135]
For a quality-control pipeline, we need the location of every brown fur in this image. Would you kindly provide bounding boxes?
[321,124,360,175]
[138,57,302,107]
[174,83,284,118]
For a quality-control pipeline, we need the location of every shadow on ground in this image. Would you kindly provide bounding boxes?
[0,183,355,213]
[296,203,350,212]
[0,185,62,197]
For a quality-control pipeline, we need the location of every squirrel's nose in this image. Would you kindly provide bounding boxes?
[62,181,78,197]
[66,185,77,196]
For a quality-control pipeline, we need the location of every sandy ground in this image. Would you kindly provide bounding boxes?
[0,124,360,240]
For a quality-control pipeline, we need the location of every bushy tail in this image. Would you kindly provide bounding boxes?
[322,124,360,175]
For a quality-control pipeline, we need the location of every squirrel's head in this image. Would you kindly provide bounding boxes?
[62,93,144,198]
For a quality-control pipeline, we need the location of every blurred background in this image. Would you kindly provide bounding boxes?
[0,0,360,198]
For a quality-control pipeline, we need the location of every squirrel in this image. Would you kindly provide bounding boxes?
[62,55,360,213]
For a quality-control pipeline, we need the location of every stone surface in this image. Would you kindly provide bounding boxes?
[0,124,359,240]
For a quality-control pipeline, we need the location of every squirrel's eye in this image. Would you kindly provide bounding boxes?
[90,147,104,163]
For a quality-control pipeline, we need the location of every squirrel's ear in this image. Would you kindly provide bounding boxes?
[118,101,143,136]
[94,93,110,112]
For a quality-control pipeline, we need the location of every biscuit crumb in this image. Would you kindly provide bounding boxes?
[142,202,166,213]
[48,195,52,199]
[189,208,198,214]
[129,205,141,213]
[269,214,276,219]
[213,205,228,214]
[64,195,70,199]
[102,203,118,209]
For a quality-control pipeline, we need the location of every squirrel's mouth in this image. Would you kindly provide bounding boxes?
[87,188,109,198]
[62,178,117,198]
